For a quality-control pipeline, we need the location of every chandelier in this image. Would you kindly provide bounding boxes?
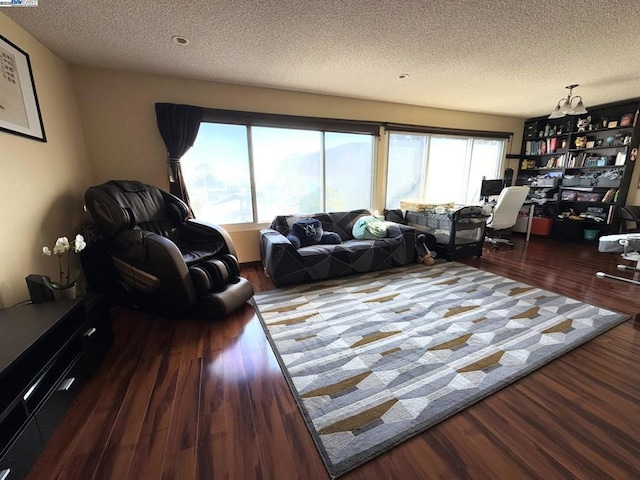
[548,84,588,119]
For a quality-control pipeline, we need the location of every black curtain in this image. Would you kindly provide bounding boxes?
[155,103,203,213]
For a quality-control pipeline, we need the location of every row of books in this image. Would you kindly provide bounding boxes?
[522,152,627,169]
[565,152,625,167]
[524,138,563,155]
[544,154,567,168]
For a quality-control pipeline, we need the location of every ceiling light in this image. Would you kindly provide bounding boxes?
[171,36,189,45]
[548,84,588,119]
[398,74,409,79]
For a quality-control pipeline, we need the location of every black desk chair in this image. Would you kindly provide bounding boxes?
[619,206,640,233]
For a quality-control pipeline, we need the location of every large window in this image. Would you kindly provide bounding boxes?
[182,121,375,224]
[181,123,253,224]
[385,133,505,207]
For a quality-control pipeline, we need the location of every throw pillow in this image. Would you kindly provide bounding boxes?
[352,216,387,239]
[287,218,323,248]
[318,232,342,245]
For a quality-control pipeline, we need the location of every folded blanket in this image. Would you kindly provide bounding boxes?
[352,216,387,239]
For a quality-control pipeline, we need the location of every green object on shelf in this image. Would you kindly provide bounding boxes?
[584,229,599,240]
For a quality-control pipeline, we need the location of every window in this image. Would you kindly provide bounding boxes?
[385,133,505,207]
[252,127,323,222]
[181,123,253,224]
[183,119,376,224]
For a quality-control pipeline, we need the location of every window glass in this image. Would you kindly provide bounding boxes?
[325,132,374,211]
[424,136,470,204]
[252,127,323,221]
[386,133,505,208]
[467,139,504,202]
[184,123,375,224]
[385,134,427,208]
[181,123,253,223]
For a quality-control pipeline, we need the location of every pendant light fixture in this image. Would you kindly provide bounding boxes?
[548,84,588,119]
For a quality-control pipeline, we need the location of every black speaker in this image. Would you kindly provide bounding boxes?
[25,274,55,303]
[504,168,514,186]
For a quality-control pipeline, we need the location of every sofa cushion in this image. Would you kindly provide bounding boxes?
[352,216,387,239]
[287,218,323,248]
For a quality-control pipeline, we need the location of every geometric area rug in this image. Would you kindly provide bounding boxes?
[252,262,629,478]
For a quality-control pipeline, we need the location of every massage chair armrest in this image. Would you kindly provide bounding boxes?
[183,219,236,257]
[113,229,196,307]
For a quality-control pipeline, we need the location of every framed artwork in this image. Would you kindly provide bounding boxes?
[0,34,46,142]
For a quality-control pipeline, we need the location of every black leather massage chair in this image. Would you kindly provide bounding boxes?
[83,180,254,318]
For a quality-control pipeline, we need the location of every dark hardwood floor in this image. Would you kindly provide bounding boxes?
[27,235,640,479]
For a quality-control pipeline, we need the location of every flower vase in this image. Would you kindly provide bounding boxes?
[53,284,77,301]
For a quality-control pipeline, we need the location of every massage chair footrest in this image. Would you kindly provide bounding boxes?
[197,277,254,318]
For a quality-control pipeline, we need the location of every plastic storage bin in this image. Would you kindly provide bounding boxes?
[584,229,599,240]
[531,217,553,236]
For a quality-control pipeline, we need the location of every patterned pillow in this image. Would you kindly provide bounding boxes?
[287,218,323,248]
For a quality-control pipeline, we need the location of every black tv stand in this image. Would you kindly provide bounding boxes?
[0,295,113,479]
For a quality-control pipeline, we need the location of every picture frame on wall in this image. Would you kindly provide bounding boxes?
[0,34,46,142]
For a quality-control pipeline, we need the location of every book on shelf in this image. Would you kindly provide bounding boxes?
[607,205,616,224]
[574,152,586,167]
[557,153,566,167]
[601,189,617,203]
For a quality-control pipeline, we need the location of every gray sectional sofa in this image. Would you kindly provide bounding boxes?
[260,209,416,286]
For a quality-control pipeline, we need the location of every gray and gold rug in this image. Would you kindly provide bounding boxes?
[253,262,628,478]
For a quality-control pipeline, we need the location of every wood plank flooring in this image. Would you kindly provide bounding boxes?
[26,235,640,479]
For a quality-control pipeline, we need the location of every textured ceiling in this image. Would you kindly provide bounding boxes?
[5,0,640,118]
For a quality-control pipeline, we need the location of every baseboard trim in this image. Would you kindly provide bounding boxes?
[241,260,263,268]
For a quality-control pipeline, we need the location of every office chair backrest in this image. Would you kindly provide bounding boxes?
[487,186,530,230]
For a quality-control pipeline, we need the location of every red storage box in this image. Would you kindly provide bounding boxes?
[531,217,553,236]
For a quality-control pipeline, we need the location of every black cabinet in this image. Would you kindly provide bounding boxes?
[0,295,112,480]
[517,99,640,242]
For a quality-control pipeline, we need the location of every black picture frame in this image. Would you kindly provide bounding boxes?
[0,33,46,142]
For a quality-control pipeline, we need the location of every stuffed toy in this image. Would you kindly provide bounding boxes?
[416,233,435,266]
[574,136,587,149]
[576,116,591,132]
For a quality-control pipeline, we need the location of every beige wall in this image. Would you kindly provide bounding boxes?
[0,14,91,308]
[71,66,526,262]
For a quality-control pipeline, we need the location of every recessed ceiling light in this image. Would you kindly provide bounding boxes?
[398,73,409,79]
[172,36,189,45]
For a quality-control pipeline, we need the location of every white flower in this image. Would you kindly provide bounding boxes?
[41,233,86,289]
[53,237,70,255]
[74,234,86,253]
